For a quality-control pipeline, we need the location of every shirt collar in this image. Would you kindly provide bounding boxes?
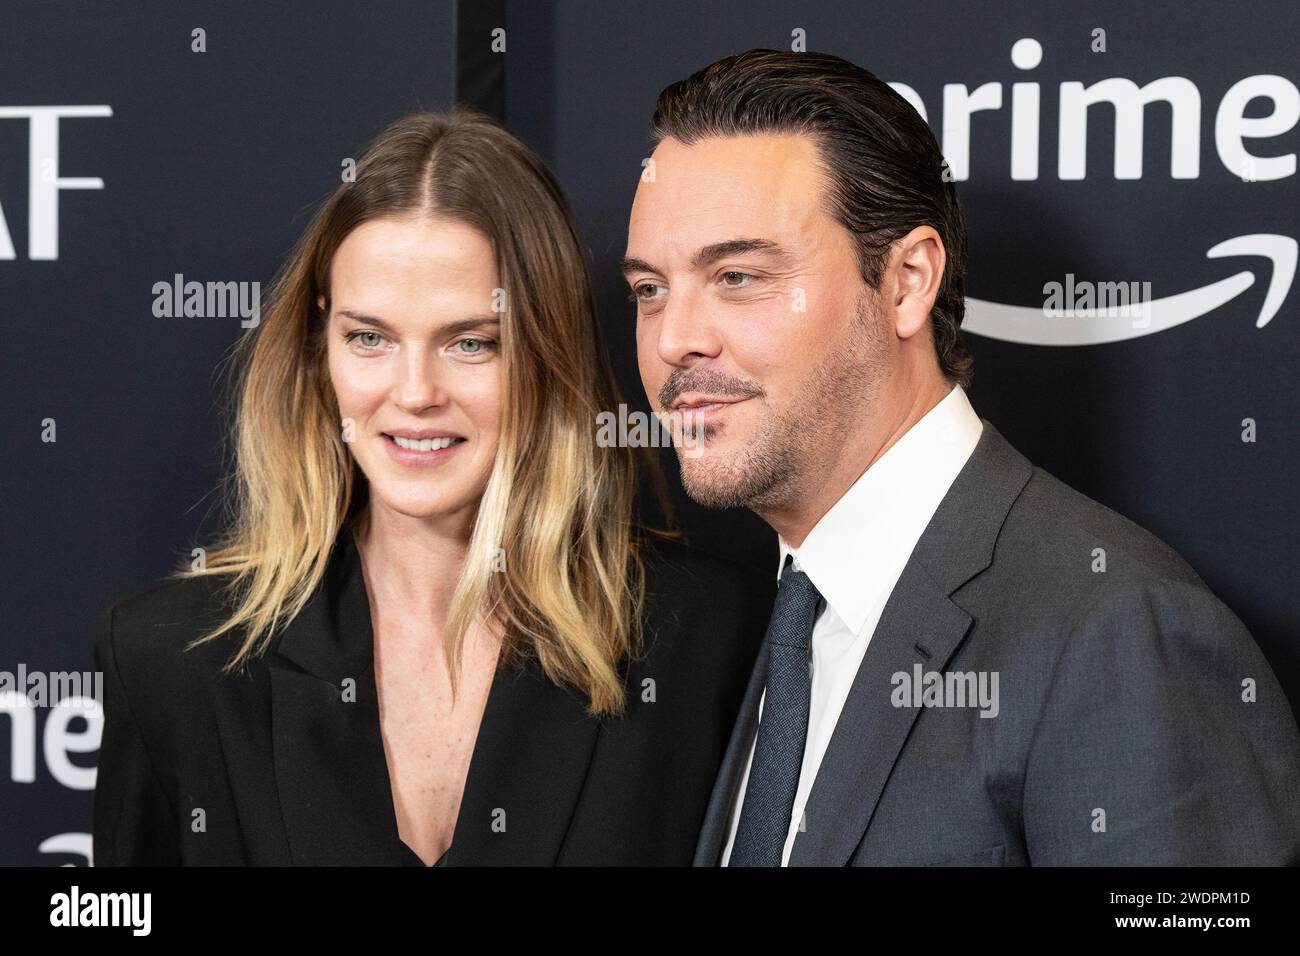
[777,385,984,634]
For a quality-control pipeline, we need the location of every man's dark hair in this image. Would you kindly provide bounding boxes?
[649,49,973,387]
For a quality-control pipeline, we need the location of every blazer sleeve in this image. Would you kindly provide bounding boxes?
[1021,578,1300,864]
[93,603,182,866]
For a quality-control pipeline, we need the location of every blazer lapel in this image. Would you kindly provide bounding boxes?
[268,529,399,865]
[441,653,601,865]
[268,524,602,866]
[786,419,1033,866]
[692,636,770,865]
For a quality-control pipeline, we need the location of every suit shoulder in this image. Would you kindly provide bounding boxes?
[1002,463,1208,590]
[96,572,240,674]
[959,454,1225,650]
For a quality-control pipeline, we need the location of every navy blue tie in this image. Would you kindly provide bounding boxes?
[729,554,822,866]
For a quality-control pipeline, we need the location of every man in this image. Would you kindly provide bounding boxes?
[622,49,1300,865]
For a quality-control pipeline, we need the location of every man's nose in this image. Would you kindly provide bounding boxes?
[656,286,722,368]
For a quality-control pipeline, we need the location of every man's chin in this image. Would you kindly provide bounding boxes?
[680,479,747,510]
[679,459,756,510]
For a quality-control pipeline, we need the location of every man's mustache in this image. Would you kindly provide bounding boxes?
[658,368,766,410]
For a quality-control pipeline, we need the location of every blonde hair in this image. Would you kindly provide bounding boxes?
[182,109,671,716]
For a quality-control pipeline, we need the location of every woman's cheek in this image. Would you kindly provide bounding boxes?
[332,359,384,417]
[464,368,504,436]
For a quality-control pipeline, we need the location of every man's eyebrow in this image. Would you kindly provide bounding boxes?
[691,238,792,270]
[619,239,793,278]
[619,256,657,278]
[334,309,500,336]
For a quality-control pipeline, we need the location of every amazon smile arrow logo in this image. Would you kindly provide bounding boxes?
[963,234,1296,346]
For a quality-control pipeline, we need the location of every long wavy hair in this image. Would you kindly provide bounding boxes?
[181,108,667,716]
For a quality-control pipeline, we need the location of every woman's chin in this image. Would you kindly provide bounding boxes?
[367,490,479,523]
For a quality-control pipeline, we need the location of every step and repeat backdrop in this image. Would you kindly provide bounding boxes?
[2,0,1296,865]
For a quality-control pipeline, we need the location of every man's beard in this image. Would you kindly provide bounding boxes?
[676,293,890,512]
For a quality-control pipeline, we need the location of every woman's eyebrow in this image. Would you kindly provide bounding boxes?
[334,309,397,333]
[333,310,500,336]
[440,315,501,336]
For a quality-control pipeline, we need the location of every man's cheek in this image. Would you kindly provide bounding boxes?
[636,361,663,406]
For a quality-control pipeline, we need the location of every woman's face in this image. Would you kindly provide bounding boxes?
[323,214,503,529]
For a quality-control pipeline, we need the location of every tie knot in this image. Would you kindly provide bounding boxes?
[769,554,822,651]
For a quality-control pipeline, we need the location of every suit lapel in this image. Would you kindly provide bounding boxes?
[787,562,971,865]
[786,419,1032,865]
[693,636,769,865]
[268,525,602,866]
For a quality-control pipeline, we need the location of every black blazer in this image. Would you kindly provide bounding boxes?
[92,527,773,865]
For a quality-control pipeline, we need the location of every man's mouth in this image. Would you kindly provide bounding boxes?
[672,394,749,413]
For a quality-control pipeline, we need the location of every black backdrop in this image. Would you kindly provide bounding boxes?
[1,0,1296,865]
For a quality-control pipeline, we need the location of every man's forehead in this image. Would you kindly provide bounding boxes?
[643,132,824,197]
[629,133,828,257]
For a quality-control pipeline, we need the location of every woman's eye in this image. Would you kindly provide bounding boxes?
[346,331,385,350]
[721,271,754,288]
[455,338,496,355]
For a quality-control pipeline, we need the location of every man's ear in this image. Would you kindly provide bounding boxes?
[890,226,945,340]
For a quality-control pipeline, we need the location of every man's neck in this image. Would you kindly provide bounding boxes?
[760,377,954,549]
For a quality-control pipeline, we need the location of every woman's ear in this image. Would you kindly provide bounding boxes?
[316,293,328,316]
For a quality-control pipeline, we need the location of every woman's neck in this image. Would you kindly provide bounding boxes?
[351,503,475,626]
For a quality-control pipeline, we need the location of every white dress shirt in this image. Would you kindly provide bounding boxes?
[721,384,984,866]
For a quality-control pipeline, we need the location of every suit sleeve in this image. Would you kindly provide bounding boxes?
[93,604,182,866]
[1022,578,1300,864]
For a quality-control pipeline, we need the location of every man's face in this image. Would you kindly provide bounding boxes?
[624,133,892,513]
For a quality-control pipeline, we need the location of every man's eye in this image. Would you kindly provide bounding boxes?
[721,271,754,288]
[631,283,664,301]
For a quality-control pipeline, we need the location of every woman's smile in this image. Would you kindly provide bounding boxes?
[382,431,469,466]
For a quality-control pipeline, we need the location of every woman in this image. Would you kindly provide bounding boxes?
[92,109,773,866]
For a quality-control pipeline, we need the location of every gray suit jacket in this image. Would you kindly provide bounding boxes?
[694,419,1300,866]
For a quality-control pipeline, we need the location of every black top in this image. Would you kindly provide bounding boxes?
[400,841,448,868]
[92,525,774,865]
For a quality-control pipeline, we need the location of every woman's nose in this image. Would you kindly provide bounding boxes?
[391,351,448,412]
